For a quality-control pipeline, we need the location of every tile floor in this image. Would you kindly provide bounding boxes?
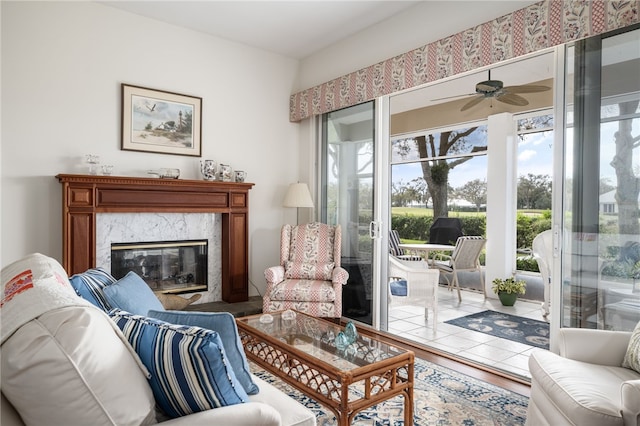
[388,286,547,379]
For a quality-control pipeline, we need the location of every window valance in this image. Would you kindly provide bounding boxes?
[289,0,639,122]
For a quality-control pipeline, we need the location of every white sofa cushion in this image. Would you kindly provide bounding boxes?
[529,348,640,426]
[1,306,156,426]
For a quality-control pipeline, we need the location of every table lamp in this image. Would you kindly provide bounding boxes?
[283,183,314,224]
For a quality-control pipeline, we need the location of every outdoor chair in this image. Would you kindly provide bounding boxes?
[431,236,487,301]
[388,256,440,328]
[532,229,553,318]
[389,230,422,261]
[263,222,349,318]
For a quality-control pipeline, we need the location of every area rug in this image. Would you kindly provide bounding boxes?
[251,356,529,425]
[445,310,549,349]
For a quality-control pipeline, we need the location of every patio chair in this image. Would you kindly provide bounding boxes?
[388,256,440,328]
[431,236,487,301]
[389,230,422,261]
[532,229,552,318]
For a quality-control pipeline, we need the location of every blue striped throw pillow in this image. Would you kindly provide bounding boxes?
[69,268,117,311]
[109,309,248,418]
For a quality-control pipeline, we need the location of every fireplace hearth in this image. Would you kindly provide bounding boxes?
[111,240,207,294]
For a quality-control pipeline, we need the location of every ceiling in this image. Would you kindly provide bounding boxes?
[99,1,540,60]
[100,1,422,59]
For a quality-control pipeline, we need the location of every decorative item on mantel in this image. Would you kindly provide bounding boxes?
[218,164,232,182]
[101,165,114,176]
[86,154,100,175]
[147,168,180,179]
[200,159,216,181]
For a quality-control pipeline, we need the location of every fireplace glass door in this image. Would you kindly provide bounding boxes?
[111,240,208,294]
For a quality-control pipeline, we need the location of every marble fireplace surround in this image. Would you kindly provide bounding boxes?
[56,174,254,303]
[96,213,220,303]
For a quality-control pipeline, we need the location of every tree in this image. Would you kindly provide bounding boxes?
[395,127,485,218]
[612,100,640,236]
[600,177,615,194]
[517,173,551,209]
[456,179,487,212]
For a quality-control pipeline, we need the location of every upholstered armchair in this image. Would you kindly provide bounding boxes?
[263,222,349,318]
[527,327,640,426]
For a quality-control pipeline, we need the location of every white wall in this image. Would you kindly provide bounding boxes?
[1,1,300,297]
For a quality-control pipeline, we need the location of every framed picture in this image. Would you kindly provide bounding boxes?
[121,84,202,157]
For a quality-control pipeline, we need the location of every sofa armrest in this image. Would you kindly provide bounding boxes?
[159,402,281,426]
[265,266,285,285]
[622,379,640,426]
[558,328,632,365]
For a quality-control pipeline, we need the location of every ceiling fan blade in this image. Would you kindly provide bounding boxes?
[460,95,486,111]
[431,92,476,102]
[496,93,529,106]
[503,84,550,94]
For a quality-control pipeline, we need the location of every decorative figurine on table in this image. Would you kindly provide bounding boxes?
[334,321,358,351]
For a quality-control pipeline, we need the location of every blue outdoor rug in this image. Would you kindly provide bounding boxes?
[446,310,550,349]
[251,356,529,425]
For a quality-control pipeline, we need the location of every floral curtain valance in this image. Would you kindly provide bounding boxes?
[289,0,639,122]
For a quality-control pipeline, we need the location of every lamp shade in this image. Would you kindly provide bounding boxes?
[283,183,314,208]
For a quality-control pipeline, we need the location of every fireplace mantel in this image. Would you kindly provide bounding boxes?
[56,174,254,303]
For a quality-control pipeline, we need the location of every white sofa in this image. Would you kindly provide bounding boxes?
[0,254,316,426]
[527,328,640,426]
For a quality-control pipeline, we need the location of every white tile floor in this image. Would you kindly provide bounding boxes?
[388,286,547,379]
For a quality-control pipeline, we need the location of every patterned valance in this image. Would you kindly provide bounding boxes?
[289,0,639,122]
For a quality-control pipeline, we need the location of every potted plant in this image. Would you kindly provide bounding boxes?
[492,276,526,306]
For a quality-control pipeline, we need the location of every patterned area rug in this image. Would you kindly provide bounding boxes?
[251,356,529,425]
[445,310,550,349]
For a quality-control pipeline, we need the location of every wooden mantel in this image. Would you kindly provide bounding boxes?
[56,174,254,303]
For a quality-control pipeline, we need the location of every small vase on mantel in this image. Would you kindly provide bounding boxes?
[200,160,216,181]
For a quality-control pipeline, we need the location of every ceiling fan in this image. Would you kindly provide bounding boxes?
[435,70,551,111]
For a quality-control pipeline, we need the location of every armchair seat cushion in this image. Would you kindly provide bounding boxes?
[529,349,639,426]
[268,279,336,302]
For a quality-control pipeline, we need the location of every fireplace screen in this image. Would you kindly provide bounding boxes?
[111,240,207,294]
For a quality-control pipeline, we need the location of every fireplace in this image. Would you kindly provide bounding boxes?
[57,174,254,303]
[111,240,208,294]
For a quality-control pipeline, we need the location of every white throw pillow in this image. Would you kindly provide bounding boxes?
[1,306,156,426]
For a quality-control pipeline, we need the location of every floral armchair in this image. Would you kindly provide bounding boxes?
[263,222,349,318]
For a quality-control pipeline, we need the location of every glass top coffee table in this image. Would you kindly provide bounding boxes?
[236,310,414,426]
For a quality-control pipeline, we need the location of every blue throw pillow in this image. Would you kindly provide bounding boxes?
[148,310,259,395]
[103,271,164,316]
[390,280,408,296]
[109,309,248,418]
[69,268,117,311]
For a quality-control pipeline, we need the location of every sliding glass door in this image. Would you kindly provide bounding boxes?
[321,102,377,325]
[561,27,640,332]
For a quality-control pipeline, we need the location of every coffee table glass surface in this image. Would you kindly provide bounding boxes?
[238,310,407,369]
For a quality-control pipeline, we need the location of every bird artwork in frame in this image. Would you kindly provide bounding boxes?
[121,83,202,157]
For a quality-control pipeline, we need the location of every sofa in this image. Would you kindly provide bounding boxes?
[527,327,640,426]
[1,253,316,426]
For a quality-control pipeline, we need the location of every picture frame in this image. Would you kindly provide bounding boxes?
[121,84,202,157]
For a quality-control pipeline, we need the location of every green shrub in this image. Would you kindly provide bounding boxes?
[517,256,540,272]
